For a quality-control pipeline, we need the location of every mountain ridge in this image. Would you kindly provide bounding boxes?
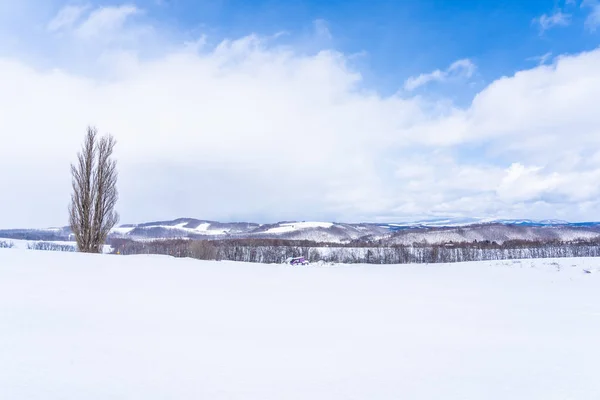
[3,217,600,245]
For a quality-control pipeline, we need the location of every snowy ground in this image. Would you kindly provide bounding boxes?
[1,248,599,399]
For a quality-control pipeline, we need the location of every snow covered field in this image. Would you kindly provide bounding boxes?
[1,248,599,399]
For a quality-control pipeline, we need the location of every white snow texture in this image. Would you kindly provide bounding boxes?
[1,248,599,399]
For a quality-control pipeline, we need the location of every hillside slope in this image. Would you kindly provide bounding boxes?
[4,218,600,245]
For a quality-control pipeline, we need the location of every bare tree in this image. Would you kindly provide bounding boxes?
[69,127,119,253]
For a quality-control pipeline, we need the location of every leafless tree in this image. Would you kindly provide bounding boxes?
[190,240,218,260]
[69,127,119,253]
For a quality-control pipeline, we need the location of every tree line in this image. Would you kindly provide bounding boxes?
[107,237,600,264]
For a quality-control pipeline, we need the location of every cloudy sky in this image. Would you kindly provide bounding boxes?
[1,0,600,228]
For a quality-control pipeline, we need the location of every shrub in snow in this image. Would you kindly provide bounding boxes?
[0,240,14,249]
[27,242,76,252]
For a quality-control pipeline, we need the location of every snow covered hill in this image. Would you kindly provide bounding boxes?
[113,218,600,244]
[384,223,600,245]
[3,217,600,245]
[110,218,392,242]
[1,248,599,399]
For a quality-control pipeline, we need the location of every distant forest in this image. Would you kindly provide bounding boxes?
[106,237,600,264]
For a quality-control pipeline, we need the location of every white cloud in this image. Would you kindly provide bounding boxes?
[403,58,475,91]
[47,4,90,32]
[527,52,553,65]
[583,2,600,31]
[496,163,561,202]
[533,11,571,34]
[313,19,332,40]
[76,4,140,38]
[1,5,600,227]
[48,4,141,40]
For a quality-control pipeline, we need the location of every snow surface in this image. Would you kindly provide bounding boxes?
[1,248,600,399]
[264,221,335,234]
[139,222,230,235]
[110,226,137,235]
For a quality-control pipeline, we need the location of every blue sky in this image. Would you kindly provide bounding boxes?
[4,0,598,93]
[0,0,600,227]
[144,0,599,93]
